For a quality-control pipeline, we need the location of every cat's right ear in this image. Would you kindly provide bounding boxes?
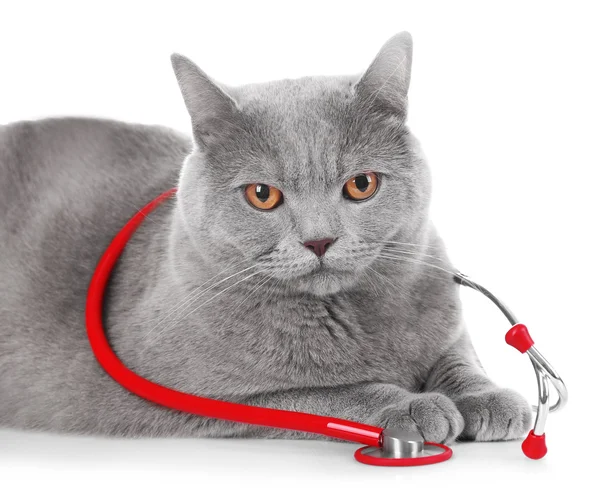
[171,54,241,147]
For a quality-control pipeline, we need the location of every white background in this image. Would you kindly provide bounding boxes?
[1,0,598,500]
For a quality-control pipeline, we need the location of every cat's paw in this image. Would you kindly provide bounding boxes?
[369,392,464,444]
[455,388,532,441]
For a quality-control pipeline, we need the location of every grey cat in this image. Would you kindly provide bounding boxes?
[0,32,531,444]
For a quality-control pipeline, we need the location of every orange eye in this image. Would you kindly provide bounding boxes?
[343,172,379,201]
[245,183,283,210]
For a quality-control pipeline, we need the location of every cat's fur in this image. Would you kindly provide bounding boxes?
[0,33,531,443]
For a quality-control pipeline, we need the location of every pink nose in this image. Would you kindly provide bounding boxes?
[303,238,334,257]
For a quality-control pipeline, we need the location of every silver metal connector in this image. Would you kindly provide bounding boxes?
[382,429,424,458]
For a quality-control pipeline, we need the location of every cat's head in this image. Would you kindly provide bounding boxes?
[171,32,431,296]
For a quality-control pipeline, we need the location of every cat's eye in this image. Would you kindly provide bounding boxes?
[343,172,379,201]
[245,183,283,210]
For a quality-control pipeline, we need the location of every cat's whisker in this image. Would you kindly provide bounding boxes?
[265,279,281,305]
[366,265,413,305]
[378,254,487,297]
[377,253,458,278]
[380,261,442,284]
[261,273,283,307]
[164,270,263,334]
[153,266,261,337]
[144,263,258,338]
[377,256,450,284]
[216,273,274,335]
[365,269,386,297]
[379,246,445,262]
[141,261,242,324]
[377,240,441,250]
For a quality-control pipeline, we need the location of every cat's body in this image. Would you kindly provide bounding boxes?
[0,33,531,442]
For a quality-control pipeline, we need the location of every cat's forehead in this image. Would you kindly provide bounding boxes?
[232,76,356,112]
[224,76,364,187]
[233,76,359,136]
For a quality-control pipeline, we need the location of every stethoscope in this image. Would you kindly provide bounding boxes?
[85,189,568,467]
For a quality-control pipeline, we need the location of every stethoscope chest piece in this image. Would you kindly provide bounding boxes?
[354,429,452,466]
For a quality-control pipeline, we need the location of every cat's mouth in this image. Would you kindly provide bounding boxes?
[292,262,358,295]
[262,250,367,295]
[298,253,364,277]
[300,260,343,277]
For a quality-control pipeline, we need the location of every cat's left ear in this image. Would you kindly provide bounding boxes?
[171,53,242,147]
[355,32,413,116]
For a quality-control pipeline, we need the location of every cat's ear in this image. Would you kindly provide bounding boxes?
[171,53,241,147]
[355,32,413,116]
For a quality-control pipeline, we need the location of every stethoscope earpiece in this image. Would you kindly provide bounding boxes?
[522,431,548,460]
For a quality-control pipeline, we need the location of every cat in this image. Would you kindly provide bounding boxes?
[0,32,531,443]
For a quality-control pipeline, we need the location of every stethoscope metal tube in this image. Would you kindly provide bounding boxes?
[85,189,568,467]
[454,272,568,459]
[453,272,520,325]
[528,347,568,413]
[532,358,550,436]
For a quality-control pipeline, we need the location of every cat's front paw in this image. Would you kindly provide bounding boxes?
[455,388,532,441]
[369,392,464,444]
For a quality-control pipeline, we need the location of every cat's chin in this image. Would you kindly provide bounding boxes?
[293,269,355,296]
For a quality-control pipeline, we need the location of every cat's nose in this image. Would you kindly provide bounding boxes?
[303,238,335,257]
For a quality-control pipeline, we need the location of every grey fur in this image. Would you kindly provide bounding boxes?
[0,32,531,444]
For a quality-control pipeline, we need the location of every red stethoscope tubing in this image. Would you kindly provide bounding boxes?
[85,188,383,447]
